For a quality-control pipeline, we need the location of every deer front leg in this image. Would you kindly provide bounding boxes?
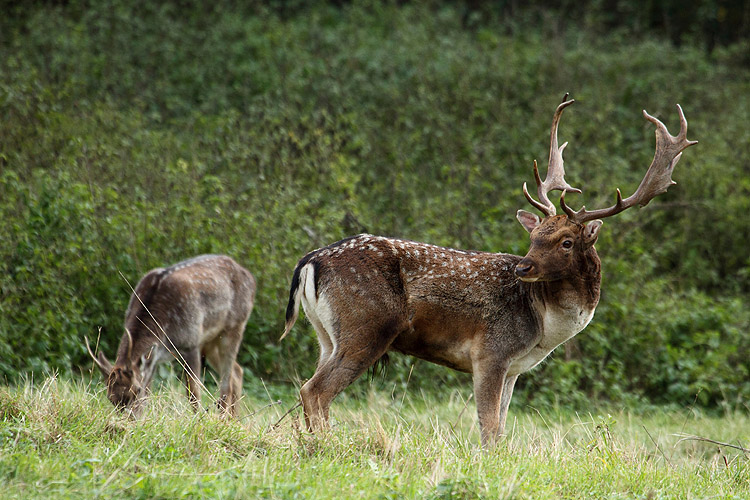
[498,374,519,437]
[182,348,202,412]
[472,358,510,448]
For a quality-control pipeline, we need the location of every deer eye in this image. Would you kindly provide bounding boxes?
[562,240,573,249]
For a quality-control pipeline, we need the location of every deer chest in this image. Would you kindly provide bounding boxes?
[508,302,595,376]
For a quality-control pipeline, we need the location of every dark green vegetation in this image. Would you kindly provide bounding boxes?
[1,1,749,410]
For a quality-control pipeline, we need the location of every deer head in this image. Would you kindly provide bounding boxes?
[85,331,146,414]
[515,94,697,282]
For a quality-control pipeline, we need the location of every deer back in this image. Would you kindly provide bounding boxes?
[120,255,256,363]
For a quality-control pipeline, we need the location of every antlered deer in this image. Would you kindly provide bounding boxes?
[282,95,696,446]
[86,254,256,417]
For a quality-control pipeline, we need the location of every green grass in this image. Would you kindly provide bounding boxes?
[1,376,748,499]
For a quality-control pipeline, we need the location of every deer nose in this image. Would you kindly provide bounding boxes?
[515,261,534,277]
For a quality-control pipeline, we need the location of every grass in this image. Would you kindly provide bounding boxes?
[0,375,748,499]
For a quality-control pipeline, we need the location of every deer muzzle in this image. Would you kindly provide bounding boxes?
[515,259,539,282]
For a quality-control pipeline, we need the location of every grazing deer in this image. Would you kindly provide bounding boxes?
[282,95,696,446]
[86,254,256,417]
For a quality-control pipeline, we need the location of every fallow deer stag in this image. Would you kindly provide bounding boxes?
[86,255,256,417]
[282,95,696,446]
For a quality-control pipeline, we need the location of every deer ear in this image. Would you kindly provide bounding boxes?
[517,210,542,233]
[583,220,603,246]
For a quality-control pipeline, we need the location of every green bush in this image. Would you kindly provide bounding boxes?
[1,1,748,409]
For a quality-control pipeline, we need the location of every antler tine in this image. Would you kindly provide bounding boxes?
[84,335,113,374]
[524,93,582,217]
[125,328,134,361]
[523,161,556,214]
[561,187,624,220]
[565,104,697,224]
[84,335,98,362]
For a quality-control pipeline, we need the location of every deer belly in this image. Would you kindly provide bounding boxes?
[197,308,232,344]
[390,331,474,373]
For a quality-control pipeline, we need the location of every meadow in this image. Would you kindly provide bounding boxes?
[1,375,748,499]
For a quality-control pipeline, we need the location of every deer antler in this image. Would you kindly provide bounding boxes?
[125,328,134,361]
[523,93,582,216]
[561,104,697,224]
[85,335,114,375]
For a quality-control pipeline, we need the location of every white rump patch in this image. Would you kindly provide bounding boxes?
[299,263,338,364]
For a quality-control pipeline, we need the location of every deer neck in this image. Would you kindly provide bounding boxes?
[114,330,159,369]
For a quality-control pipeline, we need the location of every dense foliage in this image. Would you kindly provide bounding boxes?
[1,0,749,409]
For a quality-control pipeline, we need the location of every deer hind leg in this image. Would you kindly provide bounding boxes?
[204,326,244,417]
[300,353,373,432]
[182,347,203,412]
[297,277,336,430]
[226,361,243,415]
[300,316,405,432]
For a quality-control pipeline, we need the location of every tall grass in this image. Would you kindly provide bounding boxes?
[1,377,747,499]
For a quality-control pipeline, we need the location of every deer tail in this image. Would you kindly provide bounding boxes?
[280,253,316,341]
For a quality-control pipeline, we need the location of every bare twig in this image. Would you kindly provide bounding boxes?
[674,433,750,453]
[678,392,700,438]
[240,400,283,422]
[399,364,415,410]
[271,401,302,430]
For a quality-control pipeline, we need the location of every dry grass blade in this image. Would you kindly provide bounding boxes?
[643,425,674,469]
